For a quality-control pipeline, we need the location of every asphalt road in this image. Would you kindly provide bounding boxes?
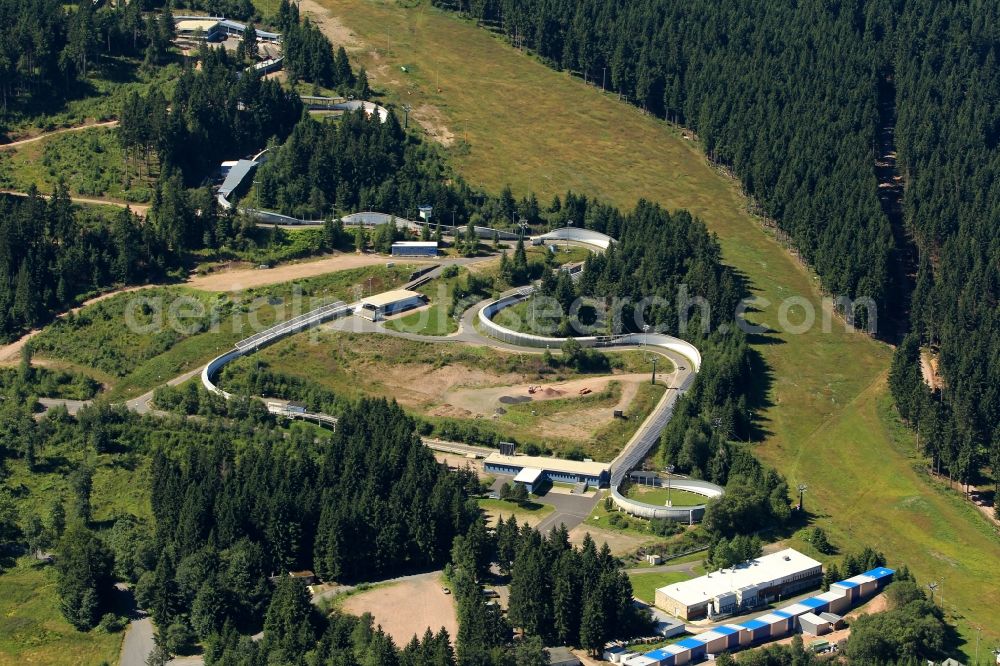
[119,616,154,666]
[36,397,91,416]
[534,491,602,534]
[126,367,205,414]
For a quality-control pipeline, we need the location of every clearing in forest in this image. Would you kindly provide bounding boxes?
[303,0,999,644]
[341,572,458,645]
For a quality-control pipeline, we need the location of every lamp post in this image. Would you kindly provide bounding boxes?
[665,464,675,507]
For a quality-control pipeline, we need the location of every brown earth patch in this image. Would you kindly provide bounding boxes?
[412,104,455,147]
[186,253,432,292]
[297,0,364,49]
[341,573,458,645]
[375,362,525,410]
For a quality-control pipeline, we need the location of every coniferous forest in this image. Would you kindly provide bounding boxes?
[432,0,1000,510]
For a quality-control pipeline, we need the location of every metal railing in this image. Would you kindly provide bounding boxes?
[235,301,349,351]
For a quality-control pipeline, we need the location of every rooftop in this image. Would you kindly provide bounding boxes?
[218,159,257,197]
[484,452,610,479]
[392,241,439,247]
[656,548,822,608]
[175,18,220,32]
[359,289,424,308]
[513,467,543,485]
[799,612,828,625]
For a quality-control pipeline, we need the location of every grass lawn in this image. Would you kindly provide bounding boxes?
[0,559,124,666]
[385,268,468,336]
[0,126,156,203]
[477,498,554,528]
[628,571,693,604]
[32,265,416,400]
[625,486,712,508]
[307,0,999,651]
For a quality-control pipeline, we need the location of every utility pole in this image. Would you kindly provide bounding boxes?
[927,581,938,602]
[797,483,807,512]
[665,464,674,507]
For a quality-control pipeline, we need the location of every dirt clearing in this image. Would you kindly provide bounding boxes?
[375,363,525,410]
[187,253,433,292]
[444,374,643,415]
[433,452,484,475]
[412,104,456,147]
[342,572,458,645]
[298,0,364,49]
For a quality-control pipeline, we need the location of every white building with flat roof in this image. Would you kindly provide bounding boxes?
[655,548,823,620]
[484,452,611,487]
[355,289,426,321]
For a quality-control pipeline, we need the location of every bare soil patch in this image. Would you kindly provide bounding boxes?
[186,253,433,292]
[377,363,524,410]
[920,347,945,390]
[342,573,458,645]
[433,452,484,475]
[568,525,654,556]
[412,104,456,147]
[298,0,364,49]
[441,375,644,440]
[444,374,642,416]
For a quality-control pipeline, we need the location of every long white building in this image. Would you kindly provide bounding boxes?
[655,548,823,620]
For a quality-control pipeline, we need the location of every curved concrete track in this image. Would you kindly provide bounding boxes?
[191,226,705,526]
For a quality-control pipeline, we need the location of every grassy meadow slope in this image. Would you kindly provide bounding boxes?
[306,0,999,648]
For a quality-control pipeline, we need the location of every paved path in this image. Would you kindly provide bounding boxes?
[36,397,91,416]
[119,616,154,666]
[534,491,602,534]
[0,120,119,150]
[126,367,204,414]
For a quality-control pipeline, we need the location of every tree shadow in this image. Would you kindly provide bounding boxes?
[745,346,775,443]
[111,582,142,620]
[32,454,73,475]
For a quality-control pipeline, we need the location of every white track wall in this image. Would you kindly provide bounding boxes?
[474,263,716,522]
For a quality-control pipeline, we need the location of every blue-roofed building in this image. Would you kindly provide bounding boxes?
[863,567,896,581]
[737,618,770,645]
[642,565,899,666]
[674,638,707,662]
[391,241,439,257]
